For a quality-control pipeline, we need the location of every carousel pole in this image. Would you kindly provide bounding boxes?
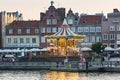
[57,38,59,55]
[65,38,68,62]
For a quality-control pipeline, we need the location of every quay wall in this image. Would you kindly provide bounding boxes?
[0,61,120,72]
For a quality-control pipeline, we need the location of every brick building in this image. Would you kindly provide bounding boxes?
[102,9,120,48]
[77,14,105,47]
[39,1,65,48]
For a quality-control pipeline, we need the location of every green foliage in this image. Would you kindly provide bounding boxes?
[93,54,101,59]
[83,52,93,58]
[91,42,104,54]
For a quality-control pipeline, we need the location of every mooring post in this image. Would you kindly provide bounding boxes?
[86,61,88,73]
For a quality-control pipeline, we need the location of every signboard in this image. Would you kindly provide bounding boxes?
[67,35,74,38]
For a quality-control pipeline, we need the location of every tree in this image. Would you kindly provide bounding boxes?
[91,42,104,54]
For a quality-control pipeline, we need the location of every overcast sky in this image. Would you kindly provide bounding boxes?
[0,0,119,20]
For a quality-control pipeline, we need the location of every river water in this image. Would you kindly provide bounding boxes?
[0,70,120,80]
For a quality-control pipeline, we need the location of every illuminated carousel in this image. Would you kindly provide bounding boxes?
[45,19,85,56]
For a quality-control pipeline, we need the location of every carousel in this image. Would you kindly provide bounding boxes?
[45,19,85,56]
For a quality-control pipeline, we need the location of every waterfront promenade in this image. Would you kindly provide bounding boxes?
[0,58,120,72]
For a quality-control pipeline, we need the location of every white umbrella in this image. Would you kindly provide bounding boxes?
[81,47,92,51]
[0,49,3,53]
[40,48,47,51]
[2,49,12,53]
[21,49,30,52]
[30,48,40,52]
[12,49,22,53]
[116,47,120,51]
[104,46,116,51]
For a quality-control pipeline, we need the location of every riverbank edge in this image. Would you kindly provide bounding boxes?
[0,66,120,73]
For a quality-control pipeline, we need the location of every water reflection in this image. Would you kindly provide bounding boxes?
[45,72,87,80]
[0,70,119,80]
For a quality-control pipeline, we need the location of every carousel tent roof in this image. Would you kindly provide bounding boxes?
[45,19,85,39]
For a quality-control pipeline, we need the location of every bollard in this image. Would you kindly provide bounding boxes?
[86,61,88,73]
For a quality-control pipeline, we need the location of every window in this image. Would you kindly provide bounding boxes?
[84,36,89,42]
[117,34,120,40]
[91,36,95,42]
[20,38,24,43]
[41,36,45,43]
[26,29,30,34]
[96,36,101,42]
[96,27,101,32]
[18,29,22,34]
[52,19,57,24]
[84,27,89,32]
[47,27,51,33]
[9,29,13,34]
[103,34,108,40]
[26,38,30,43]
[71,27,75,32]
[52,27,57,33]
[110,26,115,31]
[110,34,115,40]
[14,38,17,43]
[78,27,83,32]
[35,29,39,34]
[7,38,11,44]
[32,38,36,43]
[117,26,120,31]
[41,27,45,33]
[90,27,95,32]
[68,19,73,24]
[46,19,51,25]
[113,18,119,23]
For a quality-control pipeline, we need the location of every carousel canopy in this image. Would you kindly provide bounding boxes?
[45,19,85,39]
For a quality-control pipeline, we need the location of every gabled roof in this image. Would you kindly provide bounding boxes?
[6,20,40,28]
[78,15,102,25]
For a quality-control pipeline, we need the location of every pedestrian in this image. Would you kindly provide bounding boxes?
[12,58,15,63]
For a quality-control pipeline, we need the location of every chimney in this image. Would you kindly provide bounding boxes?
[113,8,119,13]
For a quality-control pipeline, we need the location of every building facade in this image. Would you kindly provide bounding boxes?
[66,8,79,33]
[39,1,65,48]
[77,14,105,47]
[0,11,23,48]
[5,21,40,49]
[102,9,120,48]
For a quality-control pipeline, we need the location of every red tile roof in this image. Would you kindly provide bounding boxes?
[78,15,102,25]
[6,20,40,28]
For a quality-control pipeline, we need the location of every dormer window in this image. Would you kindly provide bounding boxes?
[9,29,13,34]
[18,29,22,34]
[26,28,30,34]
[83,20,86,24]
